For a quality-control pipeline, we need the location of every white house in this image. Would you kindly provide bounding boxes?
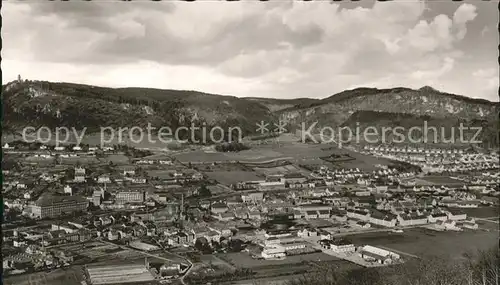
[428,213,448,223]
[446,210,467,221]
[369,213,397,227]
[97,175,111,184]
[397,214,428,226]
[329,239,355,253]
[2,143,14,150]
[64,185,73,195]
[358,245,400,265]
[261,245,286,259]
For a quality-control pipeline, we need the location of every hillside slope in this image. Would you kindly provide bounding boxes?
[279,86,498,127]
[2,80,497,146]
[2,80,276,136]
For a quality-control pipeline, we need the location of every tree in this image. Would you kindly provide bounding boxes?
[198,185,211,197]
[194,238,212,254]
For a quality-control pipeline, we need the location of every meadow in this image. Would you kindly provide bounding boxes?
[205,171,263,185]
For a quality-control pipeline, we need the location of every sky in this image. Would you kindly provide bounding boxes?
[2,0,499,101]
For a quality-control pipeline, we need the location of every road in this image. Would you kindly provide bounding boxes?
[150,239,193,285]
[99,239,193,284]
[474,217,499,224]
[376,245,420,259]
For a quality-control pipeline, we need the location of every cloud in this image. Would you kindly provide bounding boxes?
[411,57,455,80]
[2,0,497,101]
[452,3,478,40]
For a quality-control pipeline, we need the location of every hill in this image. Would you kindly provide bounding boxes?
[2,80,277,137]
[279,86,500,134]
[2,79,498,146]
[244,97,320,112]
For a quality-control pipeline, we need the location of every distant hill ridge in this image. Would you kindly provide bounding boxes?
[2,79,498,145]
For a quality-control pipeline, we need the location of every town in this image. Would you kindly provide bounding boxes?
[2,136,499,285]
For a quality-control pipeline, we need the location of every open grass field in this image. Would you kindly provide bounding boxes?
[229,273,307,285]
[4,266,84,285]
[195,162,253,172]
[173,143,398,173]
[200,254,236,271]
[329,149,397,171]
[207,184,234,195]
[458,206,499,218]
[254,164,307,176]
[60,156,100,165]
[205,171,263,185]
[101,154,130,164]
[225,149,286,161]
[220,252,340,269]
[475,220,499,231]
[415,176,464,186]
[346,227,497,260]
[174,151,234,163]
[215,252,360,285]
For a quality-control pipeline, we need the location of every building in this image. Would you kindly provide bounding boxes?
[297,228,318,238]
[64,185,73,195]
[210,202,229,214]
[241,192,264,203]
[123,168,136,176]
[369,211,397,227]
[457,219,478,230]
[347,209,370,221]
[305,211,319,219]
[85,263,155,285]
[75,167,86,175]
[358,245,400,265]
[332,239,356,253]
[446,209,467,221]
[428,213,448,223]
[92,192,102,206]
[481,196,499,206]
[115,191,145,204]
[30,195,88,219]
[259,181,286,191]
[51,223,79,234]
[299,203,332,213]
[397,213,428,226]
[261,245,286,259]
[281,173,307,184]
[280,241,307,251]
[97,175,111,184]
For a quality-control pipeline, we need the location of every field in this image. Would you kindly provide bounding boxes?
[346,227,498,260]
[60,156,100,165]
[254,164,308,176]
[476,220,499,231]
[225,149,287,161]
[194,162,253,172]
[101,154,130,164]
[4,266,84,285]
[205,171,263,185]
[220,252,340,268]
[174,151,234,163]
[207,184,237,195]
[214,252,360,284]
[415,176,464,186]
[173,143,398,173]
[458,206,499,218]
[329,149,397,171]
